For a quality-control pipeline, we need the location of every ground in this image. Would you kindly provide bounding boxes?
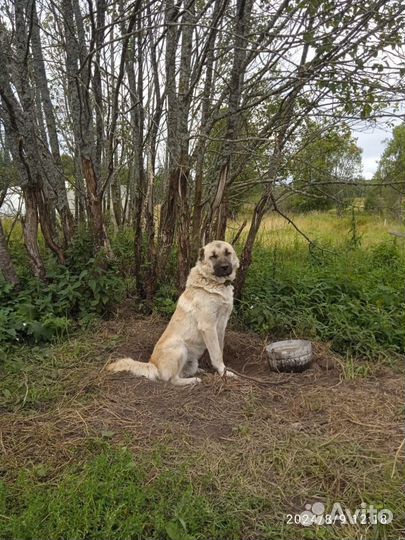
[1,315,404,539]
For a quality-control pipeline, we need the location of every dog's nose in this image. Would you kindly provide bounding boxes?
[220,264,230,271]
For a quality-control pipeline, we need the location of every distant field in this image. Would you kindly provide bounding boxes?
[230,209,405,248]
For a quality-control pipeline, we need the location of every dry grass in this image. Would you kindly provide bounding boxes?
[1,316,404,538]
[228,210,405,248]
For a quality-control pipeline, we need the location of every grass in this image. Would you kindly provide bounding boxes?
[0,329,123,413]
[0,446,247,540]
[1,426,403,539]
[231,209,405,248]
[0,314,404,540]
[232,211,405,360]
[1,210,404,539]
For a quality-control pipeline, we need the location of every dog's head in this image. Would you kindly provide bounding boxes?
[197,240,239,282]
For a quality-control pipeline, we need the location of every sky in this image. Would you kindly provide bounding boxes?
[353,124,394,180]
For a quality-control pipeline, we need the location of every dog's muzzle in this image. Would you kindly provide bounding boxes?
[214,263,232,277]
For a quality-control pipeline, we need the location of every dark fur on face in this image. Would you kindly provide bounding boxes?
[197,241,239,280]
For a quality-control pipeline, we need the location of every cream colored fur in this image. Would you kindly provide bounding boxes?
[107,240,239,386]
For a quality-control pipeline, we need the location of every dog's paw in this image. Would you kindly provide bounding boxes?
[217,368,238,379]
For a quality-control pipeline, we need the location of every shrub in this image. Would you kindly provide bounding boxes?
[0,257,125,345]
[237,240,405,358]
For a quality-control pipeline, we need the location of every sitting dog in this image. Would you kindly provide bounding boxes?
[107,240,239,386]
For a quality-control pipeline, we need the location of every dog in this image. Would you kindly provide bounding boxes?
[107,240,239,386]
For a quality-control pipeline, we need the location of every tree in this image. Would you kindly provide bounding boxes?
[0,0,404,299]
[365,123,405,219]
[284,123,363,212]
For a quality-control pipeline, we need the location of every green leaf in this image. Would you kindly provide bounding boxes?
[303,30,315,44]
[360,103,372,119]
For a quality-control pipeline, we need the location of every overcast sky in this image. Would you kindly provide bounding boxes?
[353,123,396,180]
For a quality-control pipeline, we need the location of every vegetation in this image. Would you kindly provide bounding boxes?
[0,1,404,538]
[365,123,405,219]
[239,239,404,358]
[0,0,404,296]
[234,211,405,359]
[1,440,403,540]
[1,211,403,362]
[282,124,363,212]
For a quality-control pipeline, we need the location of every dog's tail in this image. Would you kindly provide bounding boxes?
[107,358,159,381]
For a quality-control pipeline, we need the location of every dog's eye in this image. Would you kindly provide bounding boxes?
[210,252,218,259]
[224,249,230,256]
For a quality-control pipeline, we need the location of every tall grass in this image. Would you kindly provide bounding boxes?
[236,224,405,358]
[230,209,404,249]
[1,211,404,359]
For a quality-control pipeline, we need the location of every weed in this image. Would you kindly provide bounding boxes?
[237,238,404,359]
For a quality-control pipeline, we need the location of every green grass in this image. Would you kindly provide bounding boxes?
[0,446,246,540]
[0,328,123,413]
[236,236,405,360]
[1,437,403,540]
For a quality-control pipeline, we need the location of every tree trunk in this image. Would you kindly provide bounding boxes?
[62,0,110,253]
[0,219,19,286]
[22,187,46,279]
[175,2,194,288]
[31,3,74,244]
[210,0,253,240]
[233,196,269,299]
[81,157,109,251]
[191,25,217,254]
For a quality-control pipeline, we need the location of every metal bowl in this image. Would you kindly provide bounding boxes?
[266,339,312,372]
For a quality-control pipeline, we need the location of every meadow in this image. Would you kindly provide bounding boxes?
[235,211,404,360]
[0,210,404,540]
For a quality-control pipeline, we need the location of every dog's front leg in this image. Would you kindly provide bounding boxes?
[199,322,235,377]
[200,326,225,374]
[217,315,229,353]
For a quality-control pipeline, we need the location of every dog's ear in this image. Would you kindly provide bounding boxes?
[199,247,205,262]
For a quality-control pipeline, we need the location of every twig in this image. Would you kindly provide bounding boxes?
[391,437,405,479]
[6,198,22,243]
[21,373,29,408]
[0,430,7,454]
[225,367,292,386]
[231,220,247,245]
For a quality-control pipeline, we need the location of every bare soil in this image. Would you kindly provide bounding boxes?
[2,316,403,475]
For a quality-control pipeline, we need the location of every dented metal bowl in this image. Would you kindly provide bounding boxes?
[266,339,312,372]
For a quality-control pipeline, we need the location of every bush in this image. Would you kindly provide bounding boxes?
[0,230,127,346]
[237,240,405,358]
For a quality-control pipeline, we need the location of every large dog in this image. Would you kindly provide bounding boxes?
[107,240,239,386]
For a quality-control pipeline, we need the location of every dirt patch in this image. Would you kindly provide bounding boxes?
[1,316,403,478]
[106,315,339,379]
